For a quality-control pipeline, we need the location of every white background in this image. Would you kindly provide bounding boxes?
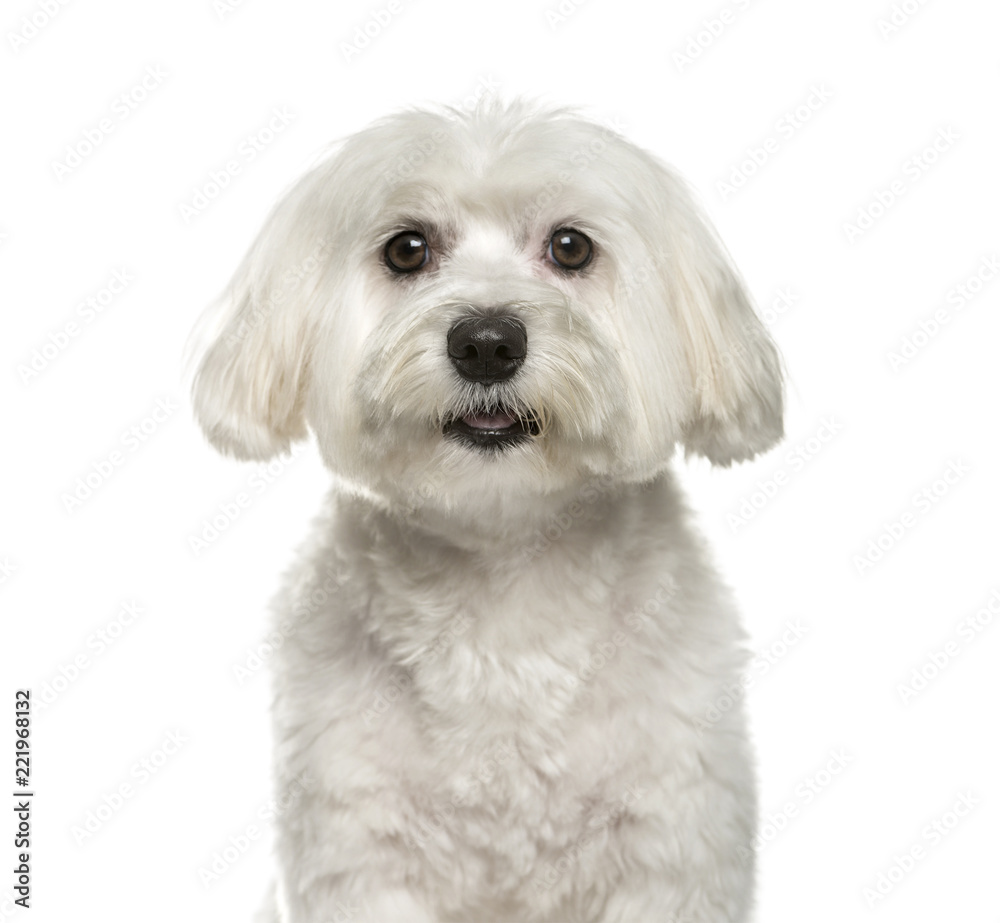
[2,0,999,920]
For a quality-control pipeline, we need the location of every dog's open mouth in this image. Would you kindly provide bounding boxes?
[443,408,539,449]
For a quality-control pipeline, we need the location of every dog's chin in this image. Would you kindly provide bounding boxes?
[442,408,540,452]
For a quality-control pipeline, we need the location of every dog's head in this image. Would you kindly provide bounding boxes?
[191,101,783,515]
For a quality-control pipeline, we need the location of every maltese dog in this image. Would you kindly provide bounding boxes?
[192,100,783,923]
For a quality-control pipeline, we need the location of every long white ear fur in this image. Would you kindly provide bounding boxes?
[665,173,784,466]
[188,174,334,461]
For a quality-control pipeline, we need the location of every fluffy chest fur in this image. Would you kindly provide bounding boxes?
[269,475,753,921]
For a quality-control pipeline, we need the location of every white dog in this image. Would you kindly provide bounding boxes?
[192,100,783,923]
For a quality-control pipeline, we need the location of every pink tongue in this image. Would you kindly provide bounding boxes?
[463,411,516,430]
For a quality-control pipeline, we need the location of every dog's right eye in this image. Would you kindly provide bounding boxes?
[384,232,429,273]
[548,228,593,271]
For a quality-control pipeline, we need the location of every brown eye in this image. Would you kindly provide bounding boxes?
[548,228,593,270]
[385,232,429,273]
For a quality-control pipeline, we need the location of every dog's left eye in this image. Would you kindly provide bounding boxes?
[385,232,429,273]
[547,229,593,270]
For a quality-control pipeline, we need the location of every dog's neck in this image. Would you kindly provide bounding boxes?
[373,472,656,555]
[322,470,690,745]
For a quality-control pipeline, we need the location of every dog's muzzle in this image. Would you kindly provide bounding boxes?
[444,314,538,450]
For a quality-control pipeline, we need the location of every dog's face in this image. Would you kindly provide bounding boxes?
[192,102,782,517]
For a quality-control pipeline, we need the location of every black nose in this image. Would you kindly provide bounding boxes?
[447,315,527,384]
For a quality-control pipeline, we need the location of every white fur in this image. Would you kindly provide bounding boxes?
[192,100,783,922]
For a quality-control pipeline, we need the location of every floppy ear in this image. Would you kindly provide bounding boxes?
[664,175,784,466]
[190,184,332,461]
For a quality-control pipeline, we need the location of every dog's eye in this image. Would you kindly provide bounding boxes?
[548,229,593,270]
[385,232,429,273]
